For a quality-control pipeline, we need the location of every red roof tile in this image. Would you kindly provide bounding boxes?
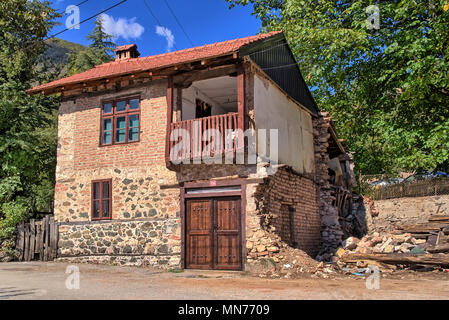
[28,31,282,94]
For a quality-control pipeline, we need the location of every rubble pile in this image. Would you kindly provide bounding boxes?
[255,246,322,279]
[335,214,449,271]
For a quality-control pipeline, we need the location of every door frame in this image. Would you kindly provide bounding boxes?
[180,179,246,270]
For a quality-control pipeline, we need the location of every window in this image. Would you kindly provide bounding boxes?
[91,179,112,220]
[101,97,140,145]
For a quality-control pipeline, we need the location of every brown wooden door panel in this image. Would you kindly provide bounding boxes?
[185,197,242,270]
[215,234,241,269]
[214,198,241,269]
[186,199,213,269]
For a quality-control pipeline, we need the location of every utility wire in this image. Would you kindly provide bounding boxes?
[59,0,90,16]
[25,0,128,51]
[162,0,195,47]
[51,0,128,39]
[142,0,179,51]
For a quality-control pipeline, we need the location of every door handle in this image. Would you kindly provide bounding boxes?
[213,224,218,231]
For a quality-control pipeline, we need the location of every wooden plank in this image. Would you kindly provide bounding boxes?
[16,223,25,261]
[38,221,44,260]
[43,215,50,261]
[29,219,35,261]
[35,221,41,254]
[427,244,449,254]
[429,215,449,222]
[24,224,30,262]
[50,217,57,260]
[342,253,449,267]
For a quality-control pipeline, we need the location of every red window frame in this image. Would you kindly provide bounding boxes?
[100,96,141,146]
[91,179,112,221]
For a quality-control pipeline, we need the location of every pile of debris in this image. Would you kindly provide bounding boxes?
[335,214,449,271]
[254,246,323,279]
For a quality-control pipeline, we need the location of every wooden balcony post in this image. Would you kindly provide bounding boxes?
[165,76,174,165]
[237,64,245,151]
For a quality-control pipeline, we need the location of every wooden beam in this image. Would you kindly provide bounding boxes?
[174,64,238,88]
[237,64,245,151]
[342,252,449,267]
[165,76,174,166]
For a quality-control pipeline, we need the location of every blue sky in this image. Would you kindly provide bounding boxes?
[51,0,262,57]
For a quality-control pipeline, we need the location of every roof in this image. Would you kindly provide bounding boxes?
[114,44,137,52]
[28,31,282,94]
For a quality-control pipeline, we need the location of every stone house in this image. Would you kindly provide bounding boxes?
[28,31,352,270]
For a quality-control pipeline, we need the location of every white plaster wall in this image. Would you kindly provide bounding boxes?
[253,74,315,174]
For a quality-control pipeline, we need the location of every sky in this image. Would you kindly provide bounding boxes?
[51,0,262,57]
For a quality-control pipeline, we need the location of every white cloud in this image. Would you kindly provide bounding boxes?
[155,26,175,52]
[100,13,144,40]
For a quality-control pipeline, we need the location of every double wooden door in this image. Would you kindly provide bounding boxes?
[185,197,242,270]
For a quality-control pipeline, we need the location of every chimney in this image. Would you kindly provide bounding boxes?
[114,44,140,61]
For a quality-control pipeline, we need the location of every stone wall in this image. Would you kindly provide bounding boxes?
[57,219,180,267]
[312,113,344,259]
[367,195,449,232]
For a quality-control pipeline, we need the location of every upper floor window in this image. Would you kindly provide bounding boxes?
[101,97,140,145]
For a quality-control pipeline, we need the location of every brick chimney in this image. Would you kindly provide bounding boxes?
[114,44,140,61]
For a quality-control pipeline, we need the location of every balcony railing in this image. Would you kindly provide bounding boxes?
[169,112,241,163]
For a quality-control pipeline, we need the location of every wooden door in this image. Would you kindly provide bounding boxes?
[185,197,242,270]
[186,199,213,269]
[214,197,242,270]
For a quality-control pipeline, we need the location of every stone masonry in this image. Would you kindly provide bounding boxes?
[313,112,344,258]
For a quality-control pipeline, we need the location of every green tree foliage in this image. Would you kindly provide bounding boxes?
[67,16,115,75]
[227,0,449,174]
[0,0,60,242]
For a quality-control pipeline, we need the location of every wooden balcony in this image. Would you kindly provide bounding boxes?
[168,113,242,162]
[165,65,245,166]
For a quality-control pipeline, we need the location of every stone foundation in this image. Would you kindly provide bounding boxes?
[57,218,181,268]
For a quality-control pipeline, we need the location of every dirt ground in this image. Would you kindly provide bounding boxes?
[0,261,448,300]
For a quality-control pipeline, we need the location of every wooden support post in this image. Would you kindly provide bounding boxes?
[237,64,245,152]
[175,87,183,122]
[165,76,174,166]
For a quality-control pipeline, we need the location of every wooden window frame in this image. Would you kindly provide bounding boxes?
[100,96,141,146]
[91,179,112,221]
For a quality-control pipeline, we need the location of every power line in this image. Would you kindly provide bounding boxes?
[162,0,195,47]
[51,0,128,39]
[142,0,179,51]
[24,0,127,52]
[59,0,90,16]
[25,0,128,51]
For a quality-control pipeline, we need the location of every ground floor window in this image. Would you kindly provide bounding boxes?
[91,179,112,220]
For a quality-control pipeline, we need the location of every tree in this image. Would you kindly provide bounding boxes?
[0,0,60,247]
[67,15,115,75]
[227,0,449,174]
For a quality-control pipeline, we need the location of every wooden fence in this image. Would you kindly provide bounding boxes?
[15,215,58,261]
[370,178,449,200]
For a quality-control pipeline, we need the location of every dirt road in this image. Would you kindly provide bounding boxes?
[0,262,448,300]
